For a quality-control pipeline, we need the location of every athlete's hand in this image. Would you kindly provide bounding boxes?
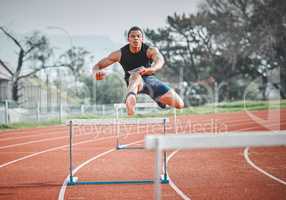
[96,71,106,80]
[94,71,107,80]
[93,65,107,80]
[138,67,154,76]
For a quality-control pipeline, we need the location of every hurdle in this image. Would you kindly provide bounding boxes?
[66,118,169,185]
[114,102,177,149]
[145,131,286,200]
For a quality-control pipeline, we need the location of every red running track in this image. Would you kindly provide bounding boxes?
[0,109,285,200]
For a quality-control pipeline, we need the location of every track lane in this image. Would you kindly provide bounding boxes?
[0,109,285,200]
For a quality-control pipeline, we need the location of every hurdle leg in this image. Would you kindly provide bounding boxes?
[173,108,177,134]
[116,120,120,149]
[68,120,79,185]
[154,139,162,200]
[115,107,121,149]
[68,121,74,184]
[161,118,169,183]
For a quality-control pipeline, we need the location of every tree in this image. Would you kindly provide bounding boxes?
[146,13,212,82]
[59,47,90,82]
[146,0,286,103]
[0,27,53,102]
[57,46,92,100]
[249,0,286,98]
[202,0,286,99]
[145,13,217,105]
[79,73,126,105]
[199,0,255,99]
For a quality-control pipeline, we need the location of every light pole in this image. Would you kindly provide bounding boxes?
[47,26,73,48]
[46,26,74,122]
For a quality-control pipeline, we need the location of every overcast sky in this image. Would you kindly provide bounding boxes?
[0,0,203,43]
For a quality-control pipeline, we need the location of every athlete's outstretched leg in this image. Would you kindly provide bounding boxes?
[126,73,144,116]
[158,89,184,109]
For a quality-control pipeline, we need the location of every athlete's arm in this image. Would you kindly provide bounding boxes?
[93,50,121,71]
[92,50,121,80]
[139,47,165,75]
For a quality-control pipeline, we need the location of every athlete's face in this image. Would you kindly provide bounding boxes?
[128,30,143,48]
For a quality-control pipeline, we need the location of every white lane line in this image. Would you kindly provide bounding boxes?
[0,135,68,149]
[0,127,65,139]
[167,150,191,200]
[237,121,286,131]
[176,116,286,128]
[243,147,286,185]
[57,139,144,200]
[58,149,115,200]
[0,130,66,142]
[0,136,115,169]
[0,128,106,150]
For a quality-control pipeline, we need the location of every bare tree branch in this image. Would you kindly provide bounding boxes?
[18,64,67,80]
[0,58,14,76]
[18,68,43,80]
[23,46,37,57]
[0,27,23,50]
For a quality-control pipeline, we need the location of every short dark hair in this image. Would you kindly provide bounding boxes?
[127,26,143,37]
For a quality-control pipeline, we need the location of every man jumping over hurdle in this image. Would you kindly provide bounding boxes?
[92,26,184,116]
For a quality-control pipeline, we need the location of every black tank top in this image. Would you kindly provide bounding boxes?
[119,43,152,82]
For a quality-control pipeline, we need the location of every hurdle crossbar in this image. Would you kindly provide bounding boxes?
[65,119,116,126]
[66,119,169,186]
[66,118,169,126]
[145,131,286,200]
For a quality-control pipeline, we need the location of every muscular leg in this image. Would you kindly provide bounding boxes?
[126,73,144,116]
[158,89,184,109]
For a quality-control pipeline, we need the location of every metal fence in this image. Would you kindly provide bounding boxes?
[0,101,117,124]
[0,101,170,124]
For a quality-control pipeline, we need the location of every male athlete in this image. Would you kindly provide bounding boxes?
[93,26,184,115]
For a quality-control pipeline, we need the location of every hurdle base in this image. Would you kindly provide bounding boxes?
[116,144,144,150]
[67,176,78,185]
[68,179,154,185]
[160,174,169,184]
[67,176,169,185]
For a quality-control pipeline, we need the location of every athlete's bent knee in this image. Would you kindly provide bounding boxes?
[129,73,141,81]
[175,98,184,109]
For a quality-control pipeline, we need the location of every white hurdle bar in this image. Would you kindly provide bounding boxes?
[66,118,169,126]
[145,131,286,200]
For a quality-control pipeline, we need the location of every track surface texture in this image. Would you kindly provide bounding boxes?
[0,109,285,200]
